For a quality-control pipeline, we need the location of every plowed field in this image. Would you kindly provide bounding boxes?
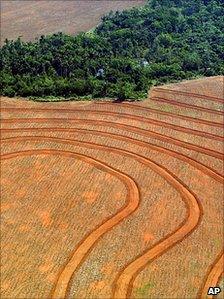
[1,0,145,44]
[1,76,223,299]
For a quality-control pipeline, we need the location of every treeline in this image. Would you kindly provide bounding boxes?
[1,0,223,100]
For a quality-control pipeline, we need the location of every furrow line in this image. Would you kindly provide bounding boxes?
[2,117,222,159]
[198,252,224,299]
[92,102,223,128]
[151,97,224,115]
[1,148,140,299]
[2,127,223,183]
[1,138,202,299]
[152,88,224,104]
[2,107,223,141]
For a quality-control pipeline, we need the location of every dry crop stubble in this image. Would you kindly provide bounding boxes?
[157,76,224,98]
[198,253,224,299]
[1,77,223,298]
[0,134,220,299]
[150,92,224,111]
[1,125,186,298]
[2,111,223,164]
[150,96,223,115]
[1,152,130,298]
[1,126,222,182]
[150,79,224,111]
[0,138,219,298]
[1,0,146,44]
[2,107,223,142]
[2,149,140,299]
[1,138,199,299]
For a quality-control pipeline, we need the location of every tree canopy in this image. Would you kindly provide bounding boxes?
[1,0,223,100]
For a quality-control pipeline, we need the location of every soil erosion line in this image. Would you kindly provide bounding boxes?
[198,252,224,299]
[1,148,140,299]
[2,118,222,159]
[151,97,224,115]
[2,137,201,299]
[2,128,223,183]
[2,107,223,141]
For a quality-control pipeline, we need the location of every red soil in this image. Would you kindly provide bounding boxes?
[1,76,223,298]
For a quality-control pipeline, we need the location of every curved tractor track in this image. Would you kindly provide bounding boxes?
[1,81,223,299]
[151,97,224,115]
[1,148,140,299]
[152,87,224,104]
[1,127,223,183]
[93,102,223,128]
[2,117,223,159]
[198,252,224,299]
[1,137,201,299]
[2,107,223,141]
[4,101,223,127]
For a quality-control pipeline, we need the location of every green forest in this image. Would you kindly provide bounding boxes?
[1,0,223,100]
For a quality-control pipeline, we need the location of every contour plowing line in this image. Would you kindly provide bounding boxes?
[92,102,223,128]
[2,136,202,298]
[198,252,224,299]
[112,191,202,298]
[2,107,223,141]
[1,118,223,159]
[151,97,224,115]
[2,128,223,183]
[1,148,140,299]
[152,88,224,103]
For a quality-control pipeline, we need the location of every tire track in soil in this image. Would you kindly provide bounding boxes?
[3,101,223,128]
[198,252,224,299]
[2,137,201,299]
[2,128,223,183]
[2,107,223,141]
[152,88,224,104]
[91,102,223,128]
[1,118,223,159]
[1,148,140,299]
[151,97,224,115]
[2,95,222,298]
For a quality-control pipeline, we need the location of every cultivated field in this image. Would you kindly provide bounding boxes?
[1,0,146,44]
[1,76,224,298]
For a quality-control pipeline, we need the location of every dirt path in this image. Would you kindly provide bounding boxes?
[2,107,223,141]
[2,128,223,183]
[152,88,224,104]
[2,137,201,298]
[151,97,224,115]
[2,117,222,159]
[198,252,224,299]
